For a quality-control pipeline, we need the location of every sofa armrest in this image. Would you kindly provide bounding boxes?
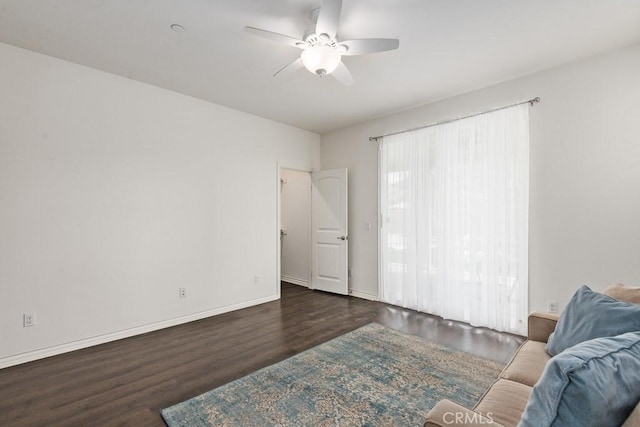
[527,311,560,342]
[425,399,505,427]
[622,401,640,427]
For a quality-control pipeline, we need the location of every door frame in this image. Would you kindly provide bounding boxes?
[276,162,313,299]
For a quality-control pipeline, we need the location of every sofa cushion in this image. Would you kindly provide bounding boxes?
[546,285,640,356]
[474,379,531,427]
[519,332,640,427]
[501,341,550,387]
[603,283,640,304]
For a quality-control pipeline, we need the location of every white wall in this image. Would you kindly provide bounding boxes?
[280,169,311,286]
[0,42,320,367]
[321,43,640,314]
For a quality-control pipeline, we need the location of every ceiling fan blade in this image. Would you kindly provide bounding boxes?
[316,0,342,40]
[331,61,354,86]
[273,57,304,78]
[339,38,400,56]
[245,26,306,49]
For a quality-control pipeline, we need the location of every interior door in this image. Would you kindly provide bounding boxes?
[311,168,348,295]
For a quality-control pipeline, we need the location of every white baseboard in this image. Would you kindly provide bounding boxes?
[0,294,279,370]
[349,289,379,301]
[281,275,310,288]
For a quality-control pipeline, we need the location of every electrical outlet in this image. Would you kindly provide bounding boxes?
[23,313,36,327]
[179,288,187,298]
[547,300,558,313]
[254,275,260,285]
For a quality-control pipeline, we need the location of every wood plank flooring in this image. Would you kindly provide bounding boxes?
[0,283,524,427]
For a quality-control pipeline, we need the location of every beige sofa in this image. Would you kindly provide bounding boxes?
[424,286,640,427]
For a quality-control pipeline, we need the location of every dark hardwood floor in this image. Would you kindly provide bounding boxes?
[0,283,524,427]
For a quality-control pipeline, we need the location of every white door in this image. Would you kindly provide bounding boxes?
[311,168,348,295]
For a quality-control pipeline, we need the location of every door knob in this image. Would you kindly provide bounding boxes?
[337,235,348,241]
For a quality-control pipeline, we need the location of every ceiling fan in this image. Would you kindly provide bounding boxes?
[245,0,399,86]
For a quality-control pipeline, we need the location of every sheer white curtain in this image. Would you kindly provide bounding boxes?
[380,104,529,334]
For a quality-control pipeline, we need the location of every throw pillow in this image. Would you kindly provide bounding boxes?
[546,285,640,356]
[603,283,640,304]
[519,332,640,427]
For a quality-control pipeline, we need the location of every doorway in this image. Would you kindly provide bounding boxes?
[279,168,312,288]
[277,165,349,297]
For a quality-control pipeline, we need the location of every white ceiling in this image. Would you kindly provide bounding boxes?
[1,0,640,134]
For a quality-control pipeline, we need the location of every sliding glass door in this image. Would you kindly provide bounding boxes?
[380,104,530,334]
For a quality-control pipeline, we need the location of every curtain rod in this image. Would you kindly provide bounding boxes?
[368,97,540,142]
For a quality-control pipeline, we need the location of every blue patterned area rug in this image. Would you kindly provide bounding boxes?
[161,323,503,427]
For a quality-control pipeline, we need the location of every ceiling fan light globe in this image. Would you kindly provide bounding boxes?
[301,45,341,76]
